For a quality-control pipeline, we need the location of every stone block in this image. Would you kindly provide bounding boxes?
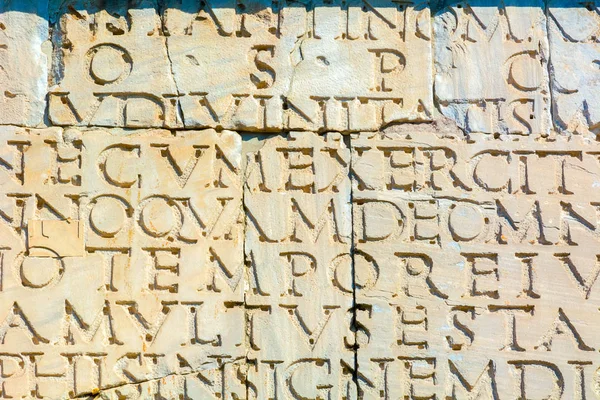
[244,131,356,398]
[434,1,550,137]
[49,0,433,132]
[549,1,600,136]
[352,126,600,398]
[0,126,246,398]
[49,1,181,128]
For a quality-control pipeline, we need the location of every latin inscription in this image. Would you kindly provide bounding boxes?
[48,0,433,132]
[1,0,600,398]
[434,1,551,137]
[352,128,600,398]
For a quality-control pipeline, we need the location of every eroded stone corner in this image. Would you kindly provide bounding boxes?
[350,121,600,398]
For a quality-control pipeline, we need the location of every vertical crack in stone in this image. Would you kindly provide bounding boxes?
[45,16,58,126]
[160,0,186,127]
[242,135,253,400]
[347,132,360,399]
[544,0,557,134]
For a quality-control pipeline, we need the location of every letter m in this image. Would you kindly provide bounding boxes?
[61,300,122,346]
[289,197,348,244]
[448,359,499,399]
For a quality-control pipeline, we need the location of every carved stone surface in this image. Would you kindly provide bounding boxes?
[0,0,48,126]
[49,1,180,128]
[48,0,433,132]
[434,1,551,137]
[352,127,600,399]
[3,0,600,398]
[0,126,245,397]
[352,125,600,398]
[244,132,354,398]
[549,1,600,135]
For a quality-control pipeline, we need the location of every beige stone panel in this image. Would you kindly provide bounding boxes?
[0,1,48,126]
[244,132,356,398]
[67,0,437,133]
[0,126,246,398]
[548,1,600,136]
[434,1,550,137]
[49,1,181,129]
[352,127,600,398]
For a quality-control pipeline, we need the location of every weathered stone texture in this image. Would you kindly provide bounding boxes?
[351,125,600,398]
[49,1,180,128]
[47,0,433,132]
[2,0,600,398]
[0,126,246,397]
[244,132,355,398]
[0,1,48,126]
[434,1,550,137]
[549,1,600,136]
